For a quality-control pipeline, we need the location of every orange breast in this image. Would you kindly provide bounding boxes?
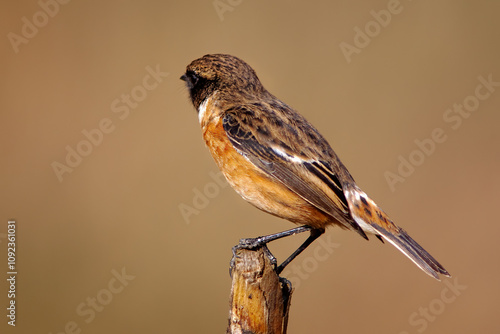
[202,116,332,229]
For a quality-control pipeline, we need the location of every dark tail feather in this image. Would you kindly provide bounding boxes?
[372,225,451,280]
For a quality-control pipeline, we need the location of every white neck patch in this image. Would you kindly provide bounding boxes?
[198,98,209,124]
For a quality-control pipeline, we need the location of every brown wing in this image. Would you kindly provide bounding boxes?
[222,105,368,240]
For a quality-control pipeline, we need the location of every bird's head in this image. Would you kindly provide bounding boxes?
[181,54,266,110]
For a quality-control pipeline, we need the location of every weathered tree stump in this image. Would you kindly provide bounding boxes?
[227,246,292,334]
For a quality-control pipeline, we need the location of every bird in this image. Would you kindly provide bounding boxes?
[180,54,450,280]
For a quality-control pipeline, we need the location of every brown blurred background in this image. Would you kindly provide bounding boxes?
[1,1,499,333]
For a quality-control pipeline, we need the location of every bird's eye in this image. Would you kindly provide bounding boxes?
[188,72,199,86]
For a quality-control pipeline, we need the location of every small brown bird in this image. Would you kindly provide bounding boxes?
[181,54,450,280]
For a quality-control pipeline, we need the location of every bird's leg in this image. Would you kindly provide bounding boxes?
[232,225,325,274]
[237,225,313,249]
[231,226,313,273]
[276,228,324,274]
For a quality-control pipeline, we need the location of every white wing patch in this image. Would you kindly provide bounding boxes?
[272,147,311,163]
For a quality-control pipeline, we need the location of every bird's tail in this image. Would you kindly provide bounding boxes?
[344,184,450,280]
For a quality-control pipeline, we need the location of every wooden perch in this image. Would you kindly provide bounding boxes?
[227,245,293,334]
